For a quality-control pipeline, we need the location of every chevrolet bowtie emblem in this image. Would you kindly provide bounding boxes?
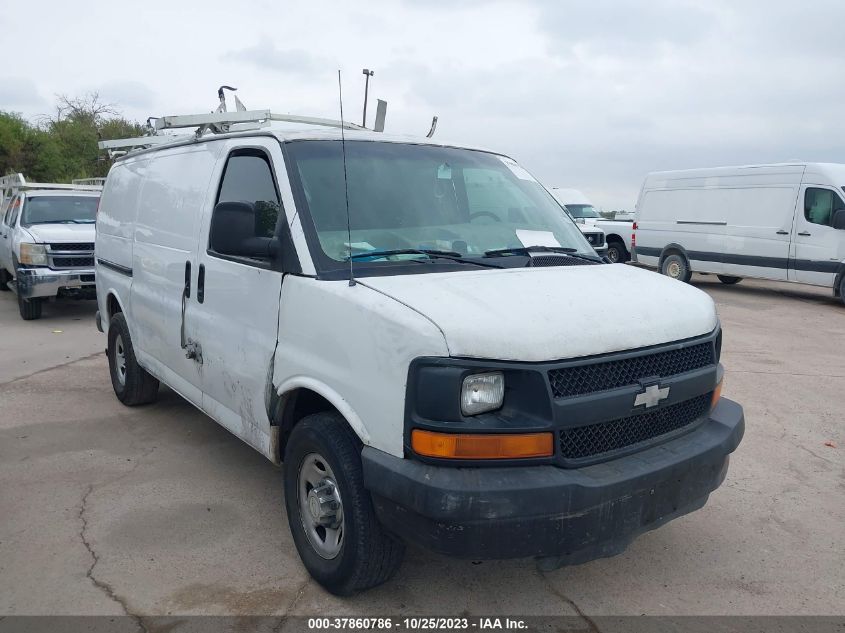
[634,384,670,408]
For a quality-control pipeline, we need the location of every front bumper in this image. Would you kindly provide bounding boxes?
[16,267,96,299]
[363,398,744,562]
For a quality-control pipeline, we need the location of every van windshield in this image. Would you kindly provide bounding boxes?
[21,195,99,226]
[564,204,601,219]
[286,140,593,271]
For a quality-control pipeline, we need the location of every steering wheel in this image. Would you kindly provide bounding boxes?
[469,211,501,222]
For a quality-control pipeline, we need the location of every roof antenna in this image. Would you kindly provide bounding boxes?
[338,70,356,287]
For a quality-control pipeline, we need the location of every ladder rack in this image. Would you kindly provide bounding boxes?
[1,173,103,194]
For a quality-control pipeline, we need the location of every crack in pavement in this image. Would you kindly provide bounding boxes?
[0,351,105,387]
[535,569,601,633]
[271,577,313,633]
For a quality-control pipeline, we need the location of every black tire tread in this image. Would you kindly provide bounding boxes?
[108,313,159,406]
[606,239,628,263]
[285,413,404,595]
[18,292,42,320]
[717,275,742,285]
[661,252,692,283]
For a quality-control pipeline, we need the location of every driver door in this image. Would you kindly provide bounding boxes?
[790,186,845,286]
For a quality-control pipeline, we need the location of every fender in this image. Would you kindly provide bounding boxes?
[274,375,372,445]
[659,243,691,267]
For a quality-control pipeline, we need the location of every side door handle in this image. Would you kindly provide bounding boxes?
[798,231,811,237]
[776,230,789,235]
[197,264,205,304]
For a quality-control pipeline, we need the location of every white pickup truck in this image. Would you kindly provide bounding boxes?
[0,174,101,320]
[550,188,634,263]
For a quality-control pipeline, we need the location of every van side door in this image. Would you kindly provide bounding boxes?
[193,139,291,454]
[789,186,845,287]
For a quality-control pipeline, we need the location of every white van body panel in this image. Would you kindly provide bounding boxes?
[274,276,450,458]
[363,264,717,362]
[635,163,845,289]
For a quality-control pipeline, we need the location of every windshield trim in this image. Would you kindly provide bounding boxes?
[281,139,593,280]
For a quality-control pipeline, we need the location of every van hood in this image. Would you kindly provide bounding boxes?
[24,223,96,243]
[362,264,717,362]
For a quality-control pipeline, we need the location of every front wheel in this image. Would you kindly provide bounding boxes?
[660,253,692,283]
[717,276,742,285]
[18,290,42,320]
[284,412,404,595]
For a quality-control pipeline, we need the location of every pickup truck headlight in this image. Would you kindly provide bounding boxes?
[461,372,504,416]
[19,243,48,266]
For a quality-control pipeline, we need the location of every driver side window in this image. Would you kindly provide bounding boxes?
[804,188,844,227]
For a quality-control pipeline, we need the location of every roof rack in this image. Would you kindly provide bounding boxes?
[98,85,394,158]
[1,173,103,196]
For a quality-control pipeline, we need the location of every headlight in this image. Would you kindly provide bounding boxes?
[19,243,48,266]
[461,372,504,416]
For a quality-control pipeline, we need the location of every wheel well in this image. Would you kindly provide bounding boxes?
[659,245,687,268]
[274,388,339,461]
[107,293,122,320]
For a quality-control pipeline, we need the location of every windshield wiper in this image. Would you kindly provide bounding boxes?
[484,245,604,263]
[348,248,503,268]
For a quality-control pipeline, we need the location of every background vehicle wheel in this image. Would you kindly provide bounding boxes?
[839,276,845,307]
[0,268,11,291]
[284,412,405,596]
[108,313,159,405]
[17,290,42,320]
[717,275,742,285]
[660,253,692,283]
[606,239,628,263]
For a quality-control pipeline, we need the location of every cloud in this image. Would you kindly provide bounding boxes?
[0,77,46,110]
[224,40,334,76]
[95,81,156,110]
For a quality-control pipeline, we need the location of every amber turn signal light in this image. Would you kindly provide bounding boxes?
[411,429,554,460]
[711,378,723,409]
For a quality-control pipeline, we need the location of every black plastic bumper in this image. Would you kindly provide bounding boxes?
[362,398,744,562]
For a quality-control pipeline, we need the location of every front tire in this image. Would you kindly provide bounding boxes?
[717,275,742,285]
[660,252,692,283]
[107,313,159,405]
[284,412,405,596]
[18,290,42,320]
[606,240,628,263]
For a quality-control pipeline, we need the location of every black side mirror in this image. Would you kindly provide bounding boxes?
[210,201,279,258]
[832,209,845,231]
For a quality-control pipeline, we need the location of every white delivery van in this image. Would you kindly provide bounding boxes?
[95,109,744,595]
[0,174,101,320]
[633,163,845,302]
[550,188,633,263]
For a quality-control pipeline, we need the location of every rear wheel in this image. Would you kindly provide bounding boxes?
[717,275,742,285]
[108,313,159,405]
[606,239,628,263]
[284,412,405,595]
[0,267,11,291]
[660,252,692,283]
[839,276,845,307]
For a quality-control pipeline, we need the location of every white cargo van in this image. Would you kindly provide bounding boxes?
[95,110,744,595]
[633,163,845,302]
[550,188,633,263]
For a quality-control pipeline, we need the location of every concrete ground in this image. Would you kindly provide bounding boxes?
[0,276,843,618]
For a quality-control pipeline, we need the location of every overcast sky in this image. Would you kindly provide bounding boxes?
[2,0,843,210]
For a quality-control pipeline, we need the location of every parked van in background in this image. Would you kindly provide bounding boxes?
[95,111,744,595]
[633,163,845,304]
[550,188,633,263]
[0,174,101,320]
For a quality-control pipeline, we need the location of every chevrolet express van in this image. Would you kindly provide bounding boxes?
[633,163,845,303]
[95,125,744,595]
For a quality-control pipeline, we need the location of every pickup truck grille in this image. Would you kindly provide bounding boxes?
[548,341,715,399]
[558,392,712,460]
[47,243,95,270]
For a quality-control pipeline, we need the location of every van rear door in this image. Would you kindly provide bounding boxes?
[192,139,287,454]
[790,186,845,287]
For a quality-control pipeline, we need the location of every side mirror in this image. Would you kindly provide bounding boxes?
[832,209,845,231]
[210,201,279,258]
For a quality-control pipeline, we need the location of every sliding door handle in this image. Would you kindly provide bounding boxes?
[798,231,811,237]
[197,264,205,304]
[775,230,789,235]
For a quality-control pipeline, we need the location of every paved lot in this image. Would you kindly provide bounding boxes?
[0,276,843,618]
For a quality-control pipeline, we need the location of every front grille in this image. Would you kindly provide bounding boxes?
[529,255,599,267]
[51,256,94,268]
[549,341,714,399]
[49,242,94,252]
[558,392,712,460]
